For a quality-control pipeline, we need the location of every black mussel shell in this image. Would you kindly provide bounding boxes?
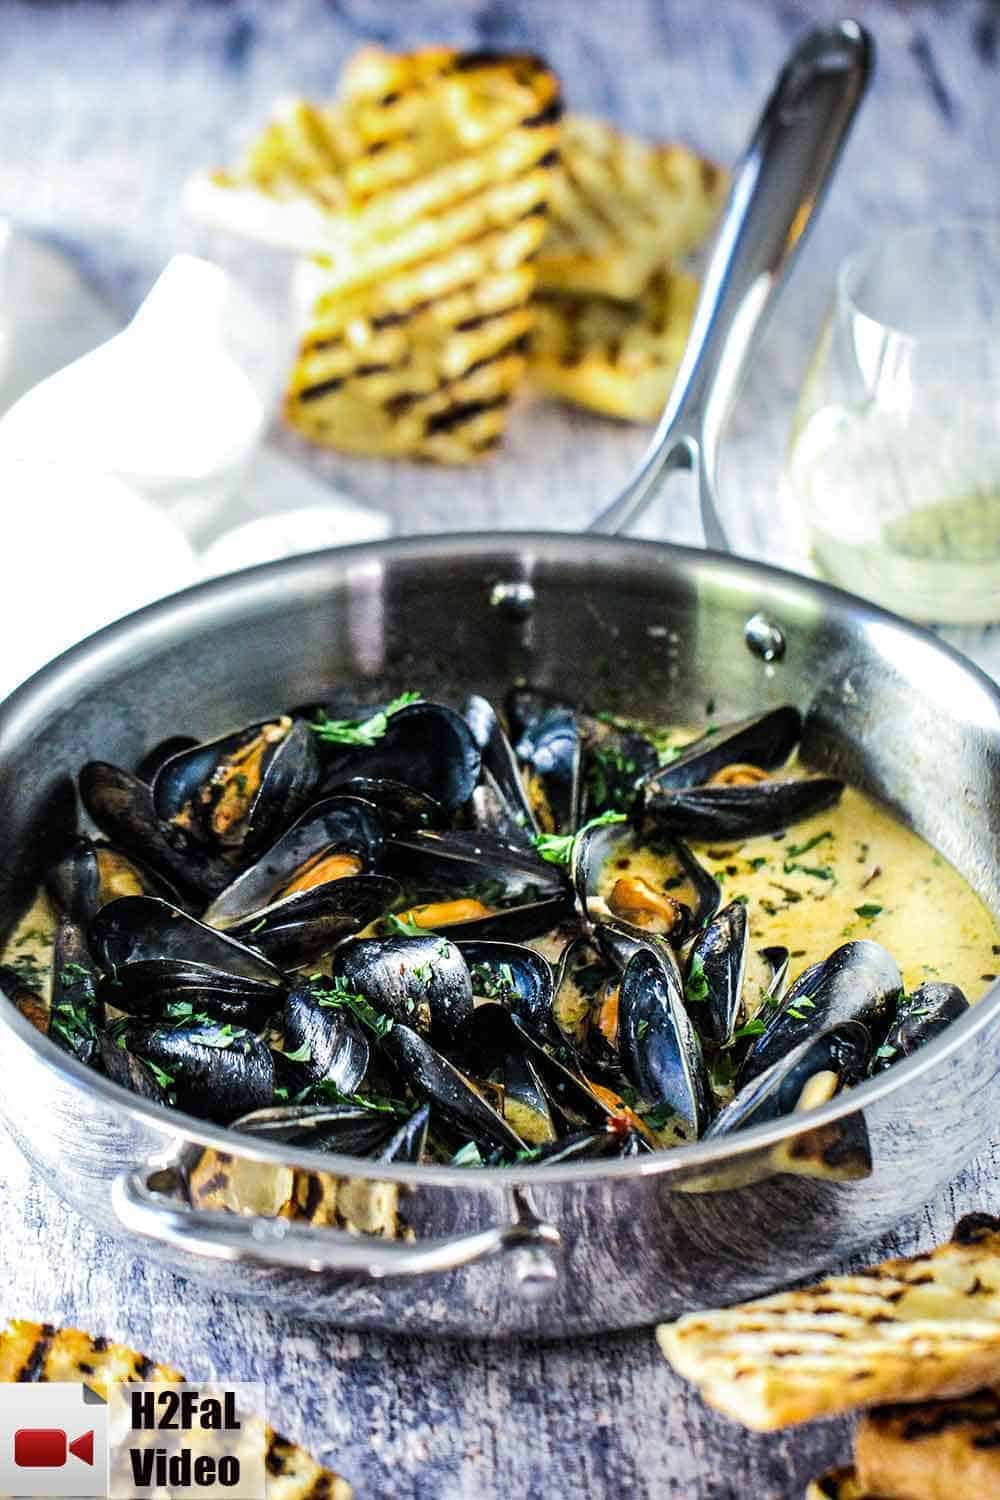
[49,916,104,1064]
[89,896,284,989]
[232,1103,396,1156]
[550,935,604,1051]
[46,837,181,926]
[686,900,749,1047]
[99,1033,170,1104]
[113,1019,274,1122]
[226,875,401,971]
[529,1130,644,1165]
[204,795,385,926]
[507,691,581,836]
[739,940,902,1085]
[322,777,447,833]
[380,1022,527,1156]
[153,717,320,861]
[333,933,473,1051]
[593,917,679,979]
[464,695,539,849]
[379,1102,431,1163]
[281,980,370,1092]
[317,702,480,812]
[459,939,558,1045]
[707,1020,872,1138]
[384,829,572,941]
[101,958,279,1026]
[759,945,791,1002]
[873,981,970,1072]
[642,706,802,793]
[642,776,844,842]
[80,762,235,901]
[135,736,199,784]
[619,948,711,1137]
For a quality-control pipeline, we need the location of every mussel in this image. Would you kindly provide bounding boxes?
[332,933,473,1051]
[232,1103,399,1156]
[618,948,712,1137]
[89,896,285,989]
[281,980,370,1092]
[707,1020,871,1137]
[152,716,321,863]
[49,916,104,1062]
[460,939,559,1047]
[685,900,748,1048]
[315,701,480,812]
[642,775,844,842]
[642,706,803,793]
[873,981,970,1072]
[110,1018,274,1122]
[380,1023,527,1157]
[506,688,581,835]
[46,837,179,926]
[203,795,385,926]
[739,941,902,1084]
[225,874,401,971]
[572,819,718,940]
[464,694,539,849]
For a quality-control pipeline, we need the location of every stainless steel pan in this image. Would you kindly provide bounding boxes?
[3,23,998,1339]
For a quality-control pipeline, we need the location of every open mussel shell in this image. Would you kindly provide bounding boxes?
[46,837,181,926]
[112,1019,274,1123]
[153,716,320,862]
[873,981,970,1072]
[323,777,447,833]
[79,762,235,901]
[135,736,199,784]
[49,915,104,1064]
[385,829,573,941]
[232,1103,397,1156]
[204,795,385,926]
[89,895,284,989]
[739,940,902,1085]
[380,1022,527,1157]
[317,702,481,812]
[707,1020,872,1138]
[573,821,718,940]
[642,706,803,793]
[642,775,844,842]
[550,934,604,1051]
[686,900,749,1047]
[506,689,581,835]
[466,1003,557,1145]
[464,694,539,849]
[333,933,473,1051]
[459,939,559,1046]
[101,959,279,1026]
[380,1102,431,1163]
[226,874,401,971]
[99,1033,170,1104]
[619,948,711,1138]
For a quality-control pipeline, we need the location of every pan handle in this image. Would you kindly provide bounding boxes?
[588,19,873,549]
[111,1164,561,1297]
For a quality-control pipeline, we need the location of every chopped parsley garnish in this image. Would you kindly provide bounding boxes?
[685,951,710,1004]
[783,860,836,882]
[471,961,516,1000]
[314,979,394,1037]
[283,1040,312,1064]
[785,830,833,859]
[451,1141,484,1167]
[141,1058,175,1090]
[874,1043,897,1061]
[855,903,883,920]
[249,917,267,934]
[309,691,421,747]
[636,1018,649,1039]
[533,810,626,866]
[386,912,428,937]
[730,1017,766,1040]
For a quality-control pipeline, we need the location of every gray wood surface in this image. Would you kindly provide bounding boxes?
[1,2,999,1495]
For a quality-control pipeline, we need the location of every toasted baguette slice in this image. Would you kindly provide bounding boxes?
[528,269,698,421]
[0,1319,351,1498]
[855,1387,1000,1500]
[538,114,726,300]
[658,1214,1000,1431]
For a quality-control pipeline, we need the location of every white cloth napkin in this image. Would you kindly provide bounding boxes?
[0,231,389,700]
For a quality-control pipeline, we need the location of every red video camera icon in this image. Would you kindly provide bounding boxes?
[13,1429,95,1468]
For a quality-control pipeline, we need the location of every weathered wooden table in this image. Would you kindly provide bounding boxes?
[2,2,999,1494]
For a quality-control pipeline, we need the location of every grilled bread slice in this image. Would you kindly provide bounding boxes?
[854,1386,1000,1500]
[0,1319,352,1498]
[538,114,726,300]
[658,1214,1000,1431]
[528,268,698,421]
[805,1469,871,1500]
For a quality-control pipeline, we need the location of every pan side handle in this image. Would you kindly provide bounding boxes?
[111,1165,561,1297]
[588,19,873,550]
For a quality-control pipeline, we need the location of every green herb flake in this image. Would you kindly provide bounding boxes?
[451,1141,484,1168]
[855,903,883,921]
[309,690,421,747]
[785,830,833,859]
[283,1040,312,1064]
[685,951,710,1005]
[386,912,428,938]
[533,810,626,867]
[315,979,394,1038]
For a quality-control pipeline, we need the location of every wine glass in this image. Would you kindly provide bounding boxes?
[785,221,1000,624]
